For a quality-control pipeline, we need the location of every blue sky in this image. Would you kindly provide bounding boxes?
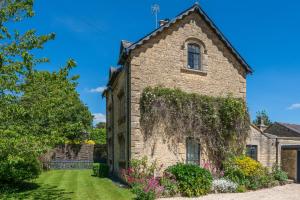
[24,0,300,124]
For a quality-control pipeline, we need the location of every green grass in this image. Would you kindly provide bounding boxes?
[0,170,134,200]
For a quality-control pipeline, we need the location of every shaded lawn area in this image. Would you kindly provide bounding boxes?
[0,170,134,200]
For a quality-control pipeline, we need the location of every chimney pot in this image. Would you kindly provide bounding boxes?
[258,118,268,132]
[159,19,169,27]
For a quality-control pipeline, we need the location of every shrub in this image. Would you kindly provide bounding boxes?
[272,165,288,182]
[132,184,156,200]
[224,156,272,190]
[121,157,164,199]
[0,133,42,183]
[236,185,247,193]
[211,178,238,193]
[92,163,109,178]
[0,155,41,183]
[234,156,264,176]
[223,157,247,186]
[166,163,212,197]
[159,172,179,197]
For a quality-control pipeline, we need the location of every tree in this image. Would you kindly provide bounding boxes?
[95,122,106,129]
[0,0,92,183]
[90,122,106,144]
[20,62,93,141]
[253,110,272,127]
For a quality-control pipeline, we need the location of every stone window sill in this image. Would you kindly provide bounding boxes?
[181,68,207,76]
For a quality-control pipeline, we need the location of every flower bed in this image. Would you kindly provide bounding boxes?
[224,156,288,191]
[122,156,289,199]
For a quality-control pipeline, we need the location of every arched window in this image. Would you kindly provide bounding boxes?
[186,138,200,165]
[187,43,201,70]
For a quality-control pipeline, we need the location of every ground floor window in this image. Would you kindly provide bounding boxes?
[246,145,258,160]
[118,135,125,161]
[186,138,200,165]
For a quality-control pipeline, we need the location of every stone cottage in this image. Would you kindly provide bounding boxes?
[103,3,300,181]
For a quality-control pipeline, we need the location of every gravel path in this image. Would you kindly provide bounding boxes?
[158,184,300,200]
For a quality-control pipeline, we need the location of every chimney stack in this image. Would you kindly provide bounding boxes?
[159,19,169,27]
[258,119,268,132]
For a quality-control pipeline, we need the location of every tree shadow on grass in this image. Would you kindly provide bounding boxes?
[0,182,73,200]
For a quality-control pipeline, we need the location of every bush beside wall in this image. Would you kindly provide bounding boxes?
[92,163,109,178]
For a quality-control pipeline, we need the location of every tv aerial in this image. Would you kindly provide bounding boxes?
[151,4,160,29]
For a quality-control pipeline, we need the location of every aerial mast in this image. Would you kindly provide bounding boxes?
[151,4,160,29]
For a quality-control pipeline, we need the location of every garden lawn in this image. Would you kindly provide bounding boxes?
[0,170,134,200]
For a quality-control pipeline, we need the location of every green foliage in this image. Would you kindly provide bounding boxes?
[159,173,179,197]
[140,86,250,167]
[253,110,272,126]
[95,122,106,129]
[89,127,106,144]
[272,165,288,182]
[0,0,55,94]
[20,66,93,141]
[166,163,212,197]
[0,0,92,183]
[0,131,42,183]
[131,185,155,200]
[224,156,273,190]
[92,163,109,178]
[122,157,164,199]
[129,156,160,180]
[236,185,247,193]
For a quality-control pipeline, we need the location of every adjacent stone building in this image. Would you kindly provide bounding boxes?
[103,3,300,181]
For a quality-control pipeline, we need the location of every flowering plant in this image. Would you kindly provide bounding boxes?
[203,161,224,178]
[211,178,238,193]
[121,157,165,199]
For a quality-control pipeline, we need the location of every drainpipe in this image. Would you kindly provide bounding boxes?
[276,138,279,166]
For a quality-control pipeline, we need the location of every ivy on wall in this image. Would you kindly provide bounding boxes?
[140,86,250,167]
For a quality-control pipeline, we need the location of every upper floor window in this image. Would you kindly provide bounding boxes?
[187,43,201,70]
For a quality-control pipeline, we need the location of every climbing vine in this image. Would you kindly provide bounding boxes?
[140,86,250,167]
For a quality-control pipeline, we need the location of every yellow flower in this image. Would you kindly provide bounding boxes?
[234,156,264,176]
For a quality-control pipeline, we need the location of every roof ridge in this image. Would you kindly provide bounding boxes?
[276,122,300,135]
[120,4,253,73]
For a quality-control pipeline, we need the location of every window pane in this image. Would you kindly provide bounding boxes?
[187,44,200,70]
[194,54,199,69]
[246,145,257,161]
[186,138,200,165]
[188,54,194,68]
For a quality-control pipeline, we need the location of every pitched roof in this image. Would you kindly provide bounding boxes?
[278,123,300,135]
[264,122,300,138]
[121,40,132,49]
[118,3,253,73]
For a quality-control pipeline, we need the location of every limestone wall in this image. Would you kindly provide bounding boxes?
[129,13,247,162]
[281,150,297,181]
[247,126,277,168]
[106,70,129,172]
